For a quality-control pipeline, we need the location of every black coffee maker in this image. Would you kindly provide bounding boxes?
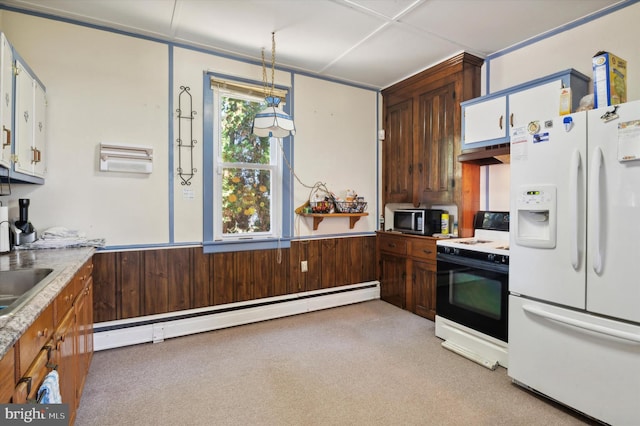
[12,198,37,245]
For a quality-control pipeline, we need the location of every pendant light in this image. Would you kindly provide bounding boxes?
[252,32,296,138]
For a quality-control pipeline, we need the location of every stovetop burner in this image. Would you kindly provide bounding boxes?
[437,211,510,257]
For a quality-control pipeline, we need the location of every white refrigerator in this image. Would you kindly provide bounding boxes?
[509,100,640,425]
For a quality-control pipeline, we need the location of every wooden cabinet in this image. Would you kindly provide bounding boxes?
[17,303,54,378]
[382,53,483,237]
[377,232,438,320]
[415,82,456,205]
[5,259,93,423]
[384,99,413,203]
[379,254,406,308]
[461,68,590,151]
[0,33,13,169]
[54,307,76,409]
[0,346,15,403]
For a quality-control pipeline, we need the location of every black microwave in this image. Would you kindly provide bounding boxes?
[393,209,444,236]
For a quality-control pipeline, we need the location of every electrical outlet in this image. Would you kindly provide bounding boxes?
[301,260,308,272]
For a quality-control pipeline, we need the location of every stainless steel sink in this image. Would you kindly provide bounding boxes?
[0,268,54,316]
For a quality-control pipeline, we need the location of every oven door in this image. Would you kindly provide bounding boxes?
[436,253,509,342]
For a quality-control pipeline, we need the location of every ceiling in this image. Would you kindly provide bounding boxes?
[0,0,625,89]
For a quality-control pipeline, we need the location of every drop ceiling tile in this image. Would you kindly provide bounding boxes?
[323,24,462,88]
[401,0,621,55]
[174,0,387,73]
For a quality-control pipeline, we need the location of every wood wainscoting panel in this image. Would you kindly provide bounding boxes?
[93,236,376,323]
[92,252,117,323]
[118,251,143,319]
[192,247,211,308]
[212,252,234,306]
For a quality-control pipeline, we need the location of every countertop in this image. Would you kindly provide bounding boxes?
[0,247,95,358]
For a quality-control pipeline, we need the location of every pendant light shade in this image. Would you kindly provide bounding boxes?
[253,32,295,138]
[252,96,296,138]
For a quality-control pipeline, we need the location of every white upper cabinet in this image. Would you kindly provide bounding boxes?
[14,59,46,178]
[461,69,590,151]
[0,33,13,169]
[462,95,507,146]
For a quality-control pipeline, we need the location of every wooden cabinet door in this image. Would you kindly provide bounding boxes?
[0,346,14,403]
[379,252,406,309]
[75,277,93,408]
[384,99,412,203]
[412,259,437,320]
[54,308,76,409]
[415,82,456,205]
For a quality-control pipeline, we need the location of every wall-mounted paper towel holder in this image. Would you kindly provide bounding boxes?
[99,143,153,174]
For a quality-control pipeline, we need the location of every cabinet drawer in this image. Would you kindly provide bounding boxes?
[409,239,436,261]
[54,280,76,326]
[18,303,53,378]
[14,342,54,403]
[378,235,407,255]
[0,346,15,403]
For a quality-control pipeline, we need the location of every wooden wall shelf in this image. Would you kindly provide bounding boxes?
[300,213,368,230]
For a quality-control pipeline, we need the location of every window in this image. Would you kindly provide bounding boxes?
[203,74,293,252]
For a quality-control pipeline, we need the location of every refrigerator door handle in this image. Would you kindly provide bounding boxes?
[570,150,581,270]
[590,147,603,274]
[522,304,640,343]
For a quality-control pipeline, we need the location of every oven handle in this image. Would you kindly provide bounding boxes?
[522,304,640,344]
[437,253,508,274]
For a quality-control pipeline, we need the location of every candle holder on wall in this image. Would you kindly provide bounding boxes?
[176,86,197,185]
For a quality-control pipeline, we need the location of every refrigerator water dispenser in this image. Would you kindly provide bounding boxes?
[514,185,557,248]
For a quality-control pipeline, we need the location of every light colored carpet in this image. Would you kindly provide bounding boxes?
[75,300,595,426]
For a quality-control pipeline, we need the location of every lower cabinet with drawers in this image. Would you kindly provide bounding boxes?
[0,258,93,425]
[376,231,438,320]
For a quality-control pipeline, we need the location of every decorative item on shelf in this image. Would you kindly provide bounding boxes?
[252,32,295,138]
[309,186,334,213]
[176,86,197,185]
[333,189,367,213]
[334,199,367,213]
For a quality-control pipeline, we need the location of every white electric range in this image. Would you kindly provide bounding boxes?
[434,211,510,370]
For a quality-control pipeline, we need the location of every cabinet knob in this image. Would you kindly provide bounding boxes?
[510,113,514,128]
[37,328,48,338]
[499,115,503,130]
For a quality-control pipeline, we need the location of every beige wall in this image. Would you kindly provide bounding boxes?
[0,10,378,246]
[482,2,640,210]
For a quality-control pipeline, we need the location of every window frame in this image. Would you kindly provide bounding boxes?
[202,72,293,253]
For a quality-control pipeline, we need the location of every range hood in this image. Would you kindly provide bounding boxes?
[458,143,510,166]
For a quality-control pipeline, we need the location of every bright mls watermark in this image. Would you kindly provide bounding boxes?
[0,404,68,425]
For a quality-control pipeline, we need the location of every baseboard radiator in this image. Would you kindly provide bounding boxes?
[94,281,380,351]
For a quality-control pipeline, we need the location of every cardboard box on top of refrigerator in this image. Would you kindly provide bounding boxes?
[592,51,627,108]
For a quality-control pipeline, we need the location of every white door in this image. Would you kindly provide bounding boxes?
[33,82,46,178]
[508,79,564,131]
[462,95,507,147]
[14,60,34,176]
[0,34,13,168]
[587,100,640,323]
[508,295,640,426]
[509,111,587,308]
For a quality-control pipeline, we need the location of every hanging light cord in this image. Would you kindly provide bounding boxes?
[262,32,277,99]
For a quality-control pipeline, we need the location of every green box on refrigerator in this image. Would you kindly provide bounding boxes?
[592,51,627,108]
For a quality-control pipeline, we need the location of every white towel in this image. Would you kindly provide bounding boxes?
[37,370,62,404]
